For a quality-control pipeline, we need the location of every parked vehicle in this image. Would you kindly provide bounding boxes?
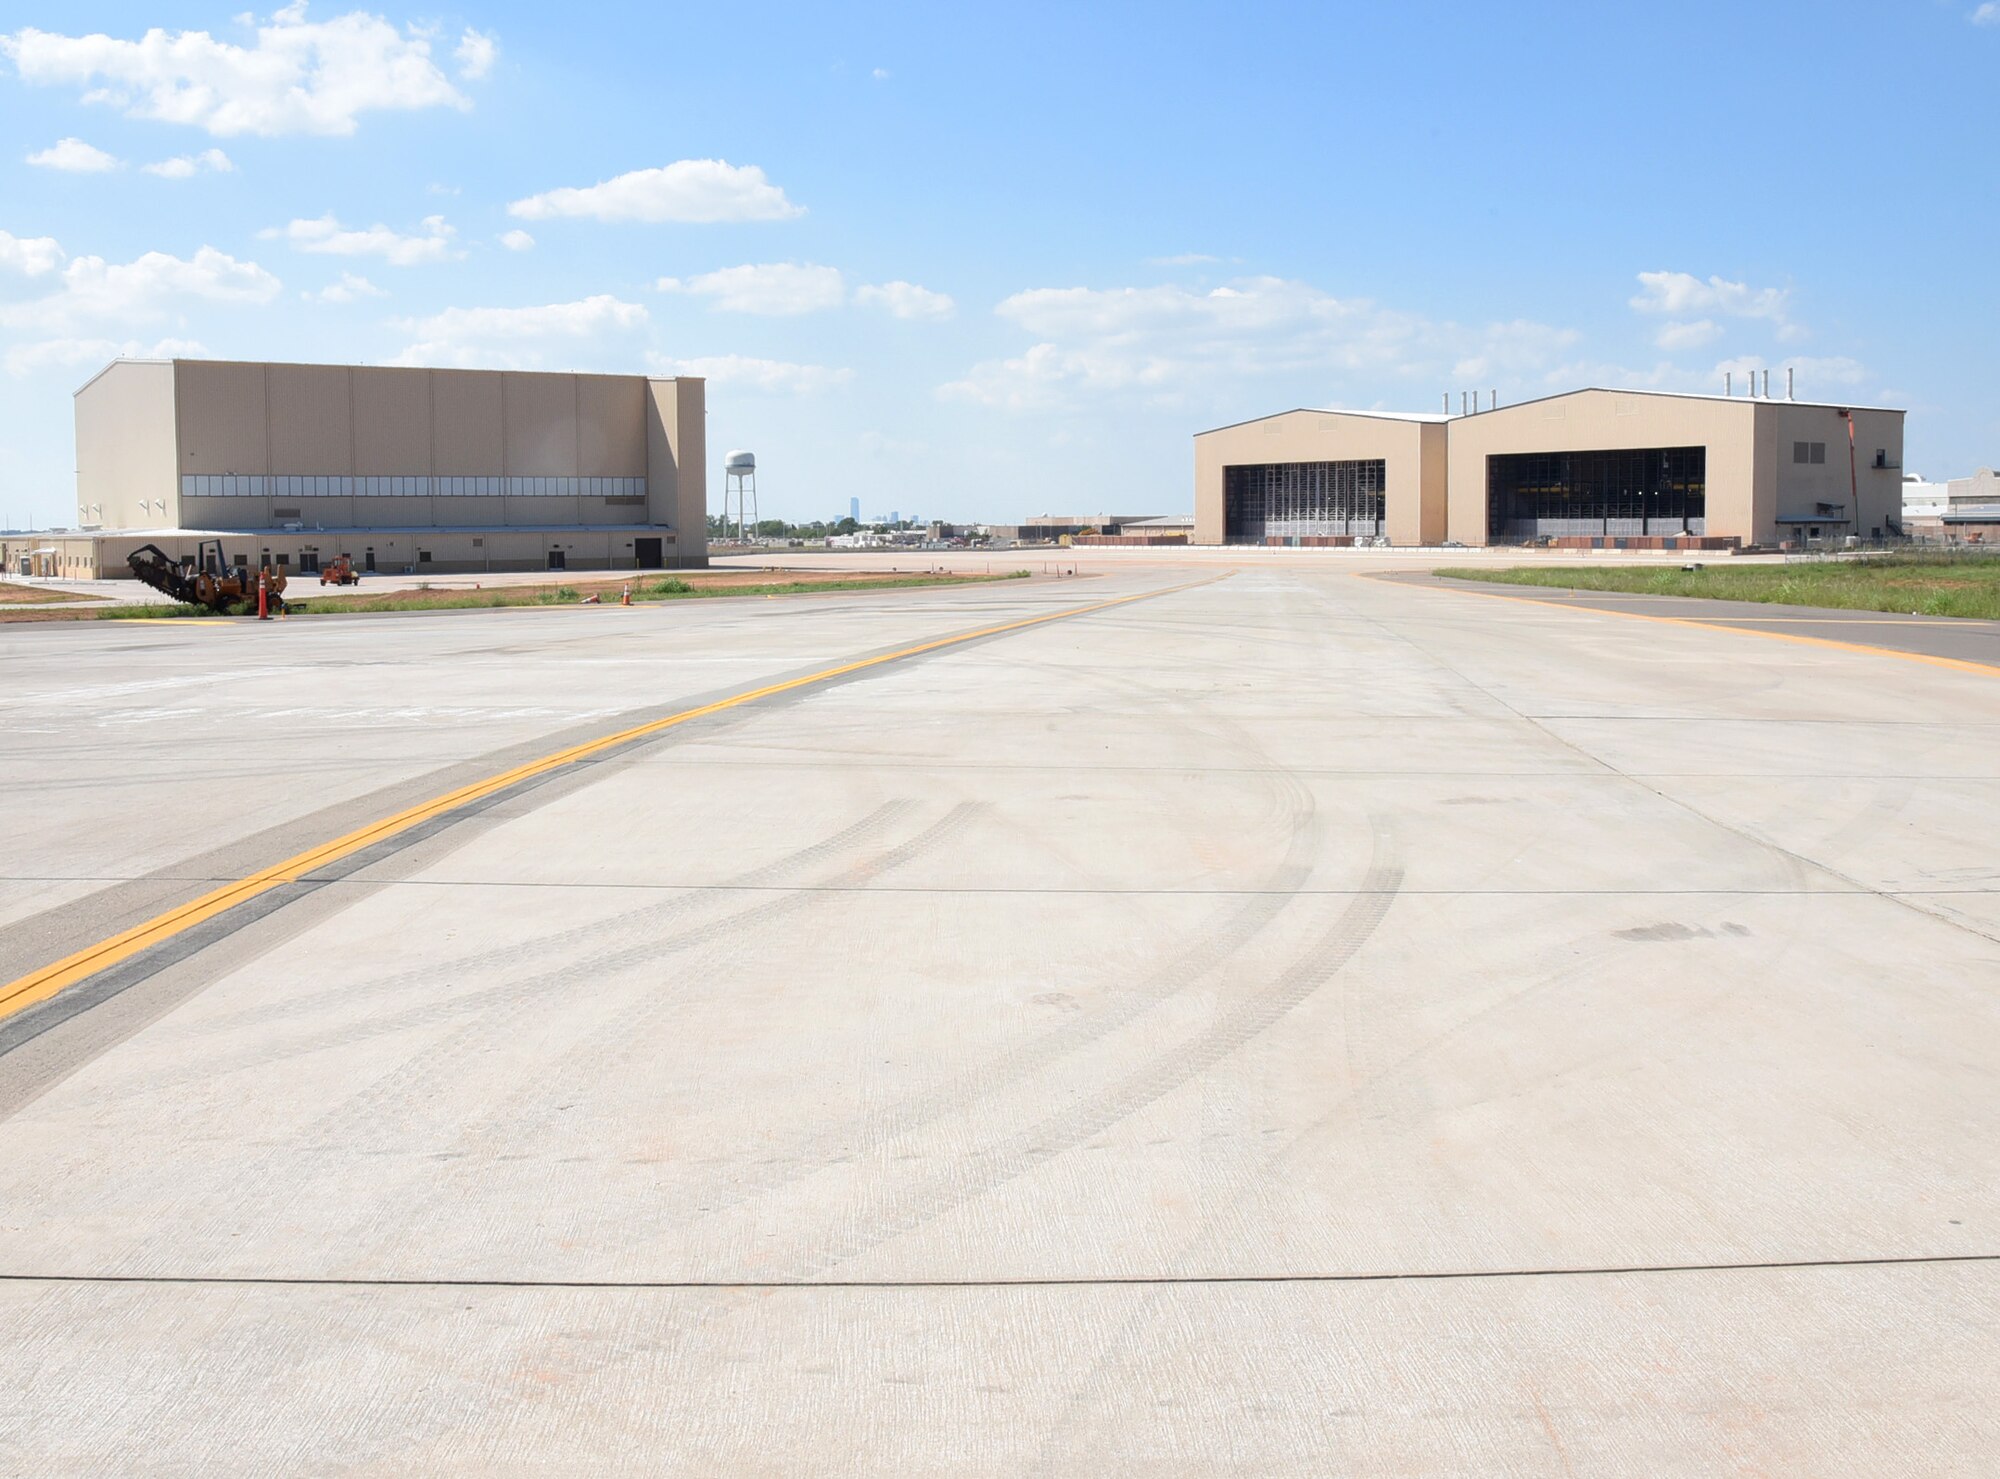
[128,539,287,612]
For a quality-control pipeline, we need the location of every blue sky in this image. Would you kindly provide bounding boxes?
[2,1,1996,529]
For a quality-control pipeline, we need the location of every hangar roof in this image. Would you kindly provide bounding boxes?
[1196,386,1905,438]
[1197,407,1452,436]
[1484,386,1907,415]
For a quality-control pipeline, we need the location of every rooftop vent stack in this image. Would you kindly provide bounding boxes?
[1490,389,1497,412]
[1442,393,1450,414]
[1762,369,1770,398]
[1461,391,1469,416]
[1725,372,1733,397]
[1787,367,1795,400]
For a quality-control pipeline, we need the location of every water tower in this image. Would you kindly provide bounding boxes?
[724,450,757,545]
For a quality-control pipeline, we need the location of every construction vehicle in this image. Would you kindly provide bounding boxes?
[320,555,361,586]
[127,539,287,612]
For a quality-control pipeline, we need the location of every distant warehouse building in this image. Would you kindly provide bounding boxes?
[1903,468,2000,544]
[9,358,707,579]
[1195,387,1906,549]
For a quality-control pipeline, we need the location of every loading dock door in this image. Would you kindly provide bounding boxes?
[635,537,662,568]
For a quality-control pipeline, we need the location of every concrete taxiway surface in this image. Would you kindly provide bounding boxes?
[1,555,1996,1473]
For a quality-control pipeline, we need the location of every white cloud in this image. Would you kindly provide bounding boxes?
[1655,318,1722,351]
[399,295,648,340]
[387,294,648,367]
[871,67,890,80]
[264,212,460,265]
[0,245,280,333]
[855,280,955,320]
[0,8,491,138]
[1972,3,1998,24]
[454,27,497,79]
[509,160,803,224]
[0,230,65,276]
[940,275,1575,411]
[499,229,535,252]
[309,271,385,303]
[26,137,120,171]
[1449,320,1583,382]
[142,147,234,178]
[940,341,1155,410]
[1630,270,1799,343]
[654,265,953,320]
[4,335,204,377]
[647,353,853,393]
[658,262,845,315]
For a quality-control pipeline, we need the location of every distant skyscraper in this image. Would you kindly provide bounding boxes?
[890,510,900,524]
[849,497,859,522]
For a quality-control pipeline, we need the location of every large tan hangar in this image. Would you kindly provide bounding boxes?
[1446,388,1907,547]
[1192,408,1449,546]
[1193,386,1908,548]
[57,357,707,577]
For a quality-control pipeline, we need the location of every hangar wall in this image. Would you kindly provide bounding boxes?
[73,360,177,531]
[1763,402,1904,541]
[1192,410,1447,546]
[1446,391,1756,546]
[70,358,708,572]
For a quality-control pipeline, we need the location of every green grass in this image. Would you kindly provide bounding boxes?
[86,568,1034,619]
[1435,554,2000,620]
[92,601,236,619]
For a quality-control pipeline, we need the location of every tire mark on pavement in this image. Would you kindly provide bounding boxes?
[777,818,1403,1282]
[79,805,974,1274]
[203,805,990,1276]
[77,802,918,1106]
[343,803,996,1266]
[574,602,1327,1257]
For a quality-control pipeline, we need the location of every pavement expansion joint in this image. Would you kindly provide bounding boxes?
[2,1252,1994,1292]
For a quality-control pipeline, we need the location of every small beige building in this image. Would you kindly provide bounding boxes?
[1195,387,1907,549]
[14,357,708,578]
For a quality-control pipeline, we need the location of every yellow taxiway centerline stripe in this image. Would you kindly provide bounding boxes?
[0,576,1215,1025]
[1383,574,2000,679]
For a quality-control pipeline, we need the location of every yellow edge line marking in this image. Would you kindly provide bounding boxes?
[0,575,1218,1025]
[1381,574,2000,679]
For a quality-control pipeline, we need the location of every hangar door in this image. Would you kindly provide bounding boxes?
[1487,446,1705,539]
[1224,460,1386,542]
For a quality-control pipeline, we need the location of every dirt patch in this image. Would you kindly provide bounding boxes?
[0,584,93,606]
[294,569,1027,614]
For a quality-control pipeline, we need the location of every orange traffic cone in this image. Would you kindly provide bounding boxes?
[622,582,631,606]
